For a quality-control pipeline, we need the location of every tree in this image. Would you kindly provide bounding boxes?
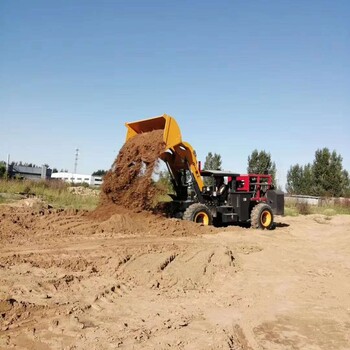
[302,163,314,195]
[92,169,107,177]
[52,168,58,173]
[312,148,345,197]
[341,170,350,197]
[286,163,313,195]
[9,161,45,168]
[286,148,349,197]
[247,150,277,183]
[286,164,304,194]
[203,152,222,186]
[0,161,6,178]
[203,152,222,171]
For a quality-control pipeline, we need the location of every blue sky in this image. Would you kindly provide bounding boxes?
[1,0,349,188]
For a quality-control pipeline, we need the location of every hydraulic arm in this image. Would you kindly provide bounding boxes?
[125,114,204,198]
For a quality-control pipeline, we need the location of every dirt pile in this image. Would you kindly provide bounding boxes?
[101,130,165,211]
[0,205,214,249]
[90,128,215,237]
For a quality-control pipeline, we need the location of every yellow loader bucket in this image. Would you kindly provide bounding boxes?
[125,114,182,150]
[125,113,204,191]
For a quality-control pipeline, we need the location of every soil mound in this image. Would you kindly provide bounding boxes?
[89,128,214,237]
[101,130,165,211]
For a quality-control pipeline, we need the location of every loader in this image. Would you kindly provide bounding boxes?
[125,114,284,229]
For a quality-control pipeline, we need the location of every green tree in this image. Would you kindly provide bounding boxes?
[286,164,304,194]
[286,148,349,197]
[286,163,314,195]
[247,150,277,183]
[203,152,222,171]
[203,152,222,186]
[312,148,344,197]
[301,163,314,195]
[92,169,108,177]
[0,161,6,178]
[341,170,350,197]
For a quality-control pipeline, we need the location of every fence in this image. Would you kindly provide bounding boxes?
[285,195,350,207]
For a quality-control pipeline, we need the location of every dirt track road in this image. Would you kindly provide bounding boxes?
[1,204,350,349]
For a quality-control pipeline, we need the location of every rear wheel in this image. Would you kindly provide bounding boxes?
[251,203,274,229]
[183,203,213,226]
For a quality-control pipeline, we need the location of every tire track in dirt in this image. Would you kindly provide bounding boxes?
[2,202,350,349]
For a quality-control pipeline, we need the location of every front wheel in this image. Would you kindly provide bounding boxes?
[251,203,274,230]
[183,203,213,226]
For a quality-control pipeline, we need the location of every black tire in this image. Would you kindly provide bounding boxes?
[251,203,274,230]
[183,203,213,226]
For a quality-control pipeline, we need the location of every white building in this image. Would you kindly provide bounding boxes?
[51,172,103,186]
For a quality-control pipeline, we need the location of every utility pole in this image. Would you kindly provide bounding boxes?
[74,148,79,175]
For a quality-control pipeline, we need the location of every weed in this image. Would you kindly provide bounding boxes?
[0,179,98,210]
[284,206,299,216]
[22,185,32,194]
[294,201,311,215]
[322,208,336,217]
[285,198,350,216]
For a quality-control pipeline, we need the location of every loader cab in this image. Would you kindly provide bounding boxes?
[200,170,240,203]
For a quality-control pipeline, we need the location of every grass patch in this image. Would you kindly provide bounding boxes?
[322,208,336,217]
[0,194,6,204]
[285,200,350,216]
[0,192,25,204]
[284,202,312,216]
[284,206,299,217]
[0,179,99,210]
[296,202,312,215]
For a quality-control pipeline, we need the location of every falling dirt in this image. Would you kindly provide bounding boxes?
[83,129,219,239]
[101,129,166,211]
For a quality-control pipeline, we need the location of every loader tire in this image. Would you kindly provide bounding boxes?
[183,203,213,226]
[251,203,274,230]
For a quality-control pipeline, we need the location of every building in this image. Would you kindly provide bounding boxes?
[8,164,52,181]
[51,172,103,186]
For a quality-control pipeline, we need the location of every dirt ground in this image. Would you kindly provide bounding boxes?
[1,202,350,350]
